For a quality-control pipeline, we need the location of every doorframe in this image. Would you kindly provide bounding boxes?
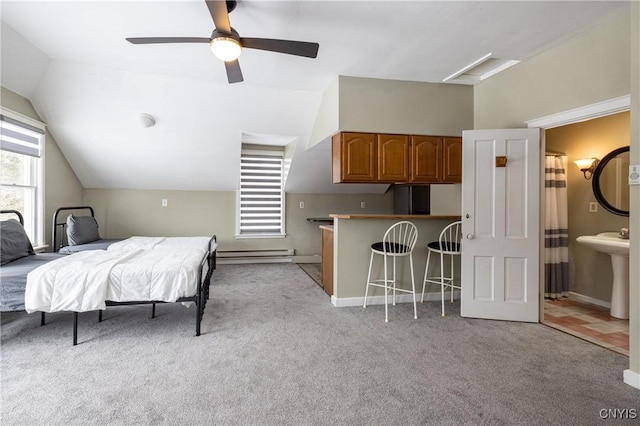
[525,94,631,321]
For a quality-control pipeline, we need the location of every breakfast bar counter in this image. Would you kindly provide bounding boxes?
[330,214,461,220]
[327,214,461,307]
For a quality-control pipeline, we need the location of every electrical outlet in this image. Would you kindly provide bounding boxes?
[299,201,305,209]
[360,201,366,209]
[162,199,168,207]
[589,202,597,212]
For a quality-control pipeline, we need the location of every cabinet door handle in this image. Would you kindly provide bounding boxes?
[466,234,474,240]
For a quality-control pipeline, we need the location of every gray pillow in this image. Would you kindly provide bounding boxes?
[1,219,35,265]
[66,214,100,246]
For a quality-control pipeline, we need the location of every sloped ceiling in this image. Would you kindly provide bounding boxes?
[0,1,629,193]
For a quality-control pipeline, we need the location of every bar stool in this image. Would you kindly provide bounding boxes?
[421,221,462,317]
[363,221,418,322]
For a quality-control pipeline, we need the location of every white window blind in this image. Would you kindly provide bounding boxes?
[0,112,45,245]
[0,115,44,158]
[238,150,285,236]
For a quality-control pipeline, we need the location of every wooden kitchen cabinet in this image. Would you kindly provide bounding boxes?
[410,135,442,183]
[320,225,334,297]
[332,132,461,184]
[443,137,462,183]
[377,134,409,182]
[332,132,377,183]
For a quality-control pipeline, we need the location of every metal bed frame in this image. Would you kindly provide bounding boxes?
[51,205,96,252]
[1,209,48,326]
[4,208,218,345]
[72,234,218,345]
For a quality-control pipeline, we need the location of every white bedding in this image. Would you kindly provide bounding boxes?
[108,236,211,253]
[25,236,212,313]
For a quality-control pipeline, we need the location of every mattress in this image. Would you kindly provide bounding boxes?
[0,253,65,312]
[58,238,122,254]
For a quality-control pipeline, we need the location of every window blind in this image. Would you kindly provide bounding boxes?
[0,115,44,158]
[239,152,284,235]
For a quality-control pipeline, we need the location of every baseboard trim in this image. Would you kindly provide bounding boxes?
[623,369,640,390]
[218,258,292,265]
[568,292,610,309]
[331,291,460,308]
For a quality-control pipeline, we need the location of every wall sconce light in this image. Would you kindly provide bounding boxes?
[573,157,599,180]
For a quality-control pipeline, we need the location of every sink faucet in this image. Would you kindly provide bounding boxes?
[619,228,629,239]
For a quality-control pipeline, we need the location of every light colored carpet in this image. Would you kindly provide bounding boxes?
[1,263,638,425]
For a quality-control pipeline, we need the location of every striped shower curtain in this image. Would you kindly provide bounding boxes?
[544,155,570,299]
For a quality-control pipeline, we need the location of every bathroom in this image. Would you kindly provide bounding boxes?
[543,111,630,355]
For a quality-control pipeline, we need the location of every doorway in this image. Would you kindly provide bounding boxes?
[528,98,631,356]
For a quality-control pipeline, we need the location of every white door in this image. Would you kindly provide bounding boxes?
[461,128,540,322]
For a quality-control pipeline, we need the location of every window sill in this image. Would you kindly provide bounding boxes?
[235,233,286,240]
[34,244,49,253]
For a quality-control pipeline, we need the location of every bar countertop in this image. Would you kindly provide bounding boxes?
[330,214,461,220]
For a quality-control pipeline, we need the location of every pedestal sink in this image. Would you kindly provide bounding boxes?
[576,232,630,319]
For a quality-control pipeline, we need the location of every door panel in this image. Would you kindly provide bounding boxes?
[473,139,495,238]
[505,139,528,237]
[462,128,540,322]
[473,256,494,300]
[504,257,526,302]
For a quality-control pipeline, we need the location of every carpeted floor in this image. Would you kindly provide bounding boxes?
[1,263,638,425]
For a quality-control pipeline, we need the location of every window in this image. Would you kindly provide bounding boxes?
[0,112,45,246]
[237,148,285,238]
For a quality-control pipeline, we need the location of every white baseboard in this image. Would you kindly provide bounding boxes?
[331,291,460,308]
[624,369,640,390]
[568,292,610,309]
[218,258,292,265]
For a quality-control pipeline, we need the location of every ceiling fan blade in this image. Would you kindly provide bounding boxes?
[126,37,210,44]
[205,0,231,33]
[224,59,244,84]
[240,38,319,58]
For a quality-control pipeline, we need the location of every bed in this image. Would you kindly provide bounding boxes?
[2,209,218,345]
[52,206,122,253]
[0,210,65,313]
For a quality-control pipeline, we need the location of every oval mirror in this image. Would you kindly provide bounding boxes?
[592,146,629,216]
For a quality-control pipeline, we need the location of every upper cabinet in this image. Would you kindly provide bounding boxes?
[377,134,410,182]
[410,135,442,183]
[332,132,377,182]
[442,137,462,183]
[333,132,461,184]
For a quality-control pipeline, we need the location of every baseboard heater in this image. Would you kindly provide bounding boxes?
[217,249,294,264]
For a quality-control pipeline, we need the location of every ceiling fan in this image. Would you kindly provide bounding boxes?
[126,0,319,84]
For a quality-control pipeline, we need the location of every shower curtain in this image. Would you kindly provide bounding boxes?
[544,155,570,298]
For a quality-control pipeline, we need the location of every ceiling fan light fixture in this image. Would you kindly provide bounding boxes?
[210,36,241,61]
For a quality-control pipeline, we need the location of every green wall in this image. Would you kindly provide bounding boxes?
[474,12,630,129]
[83,189,394,256]
[1,87,83,248]
[474,8,639,385]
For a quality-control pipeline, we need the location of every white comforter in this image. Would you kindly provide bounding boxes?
[25,236,211,314]
[108,236,211,252]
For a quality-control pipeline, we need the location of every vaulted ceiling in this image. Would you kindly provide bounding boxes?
[0,1,629,193]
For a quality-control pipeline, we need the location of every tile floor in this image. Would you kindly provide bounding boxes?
[543,298,629,356]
